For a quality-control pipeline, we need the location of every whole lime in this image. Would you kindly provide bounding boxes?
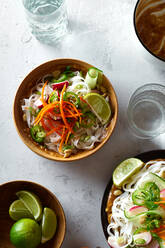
[10,218,41,248]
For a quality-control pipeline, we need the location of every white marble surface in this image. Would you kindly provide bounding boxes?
[0,0,165,247]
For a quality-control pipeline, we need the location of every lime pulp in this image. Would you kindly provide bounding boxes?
[113,158,144,187]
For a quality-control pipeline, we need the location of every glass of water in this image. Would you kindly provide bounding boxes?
[127,84,165,139]
[22,0,68,45]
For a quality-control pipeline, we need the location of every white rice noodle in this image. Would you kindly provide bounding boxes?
[67,74,90,96]
[107,160,165,248]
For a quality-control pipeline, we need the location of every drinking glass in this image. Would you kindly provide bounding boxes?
[22,0,68,45]
[127,84,165,139]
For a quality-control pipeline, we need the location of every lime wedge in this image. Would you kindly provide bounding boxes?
[113,158,144,187]
[16,191,42,221]
[84,93,111,124]
[41,207,57,244]
[9,199,33,221]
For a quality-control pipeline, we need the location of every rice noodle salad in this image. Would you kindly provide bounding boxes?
[107,160,165,248]
[22,66,111,157]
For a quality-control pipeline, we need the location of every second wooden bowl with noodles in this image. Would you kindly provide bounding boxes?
[13,58,118,162]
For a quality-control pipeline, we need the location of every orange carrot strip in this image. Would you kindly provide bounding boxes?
[46,127,61,136]
[63,101,81,116]
[41,81,48,106]
[47,119,63,136]
[159,204,165,210]
[60,85,73,133]
[34,102,59,123]
[155,201,165,204]
[65,131,71,144]
[157,230,165,235]
[79,96,88,104]
[34,103,59,125]
[41,119,50,131]
[153,225,165,233]
[59,128,67,152]
[158,234,165,240]
[65,107,78,119]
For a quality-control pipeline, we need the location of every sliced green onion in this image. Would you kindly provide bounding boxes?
[96,68,103,89]
[85,67,98,89]
[50,92,58,103]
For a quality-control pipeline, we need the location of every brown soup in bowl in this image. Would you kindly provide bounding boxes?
[135,0,165,61]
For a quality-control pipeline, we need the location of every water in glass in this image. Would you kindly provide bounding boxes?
[127,84,165,139]
[22,0,68,44]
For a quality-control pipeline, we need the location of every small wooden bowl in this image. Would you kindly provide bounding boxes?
[0,180,66,248]
[13,58,118,161]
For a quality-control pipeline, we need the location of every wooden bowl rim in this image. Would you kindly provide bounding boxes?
[13,58,118,162]
[0,180,66,248]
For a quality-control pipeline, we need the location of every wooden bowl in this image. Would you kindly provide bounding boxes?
[0,180,66,248]
[13,58,118,161]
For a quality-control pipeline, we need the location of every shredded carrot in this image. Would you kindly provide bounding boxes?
[79,96,87,104]
[41,119,50,131]
[63,101,81,116]
[157,230,165,235]
[153,225,165,233]
[46,127,61,136]
[157,234,165,240]
[34,103,59,125]
[65,131,71,144]
[60,85,73,133]
[34,102,59,123]
[41,81,48,106]
[159,204,165,210]
[59,128,67,152]
[155,201,165,204]
[46,119,63,136]
[64,107,78,119]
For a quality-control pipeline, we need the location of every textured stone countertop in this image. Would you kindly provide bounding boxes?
[0,0,165,247]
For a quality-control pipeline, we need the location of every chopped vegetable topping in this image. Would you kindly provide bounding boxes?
[22,66,110,157]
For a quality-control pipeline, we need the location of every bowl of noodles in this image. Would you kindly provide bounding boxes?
[101,150,165,248]
[13,58,118,162]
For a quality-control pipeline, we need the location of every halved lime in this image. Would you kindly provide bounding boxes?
[84,93,111,124]
[41,207,57,244]
[113,158,144,187]
[16,191,42,221]
[9,200,33,221]
[10,218,41,248]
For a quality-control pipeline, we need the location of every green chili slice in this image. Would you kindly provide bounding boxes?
[30,125,46,143]
[63,92,80,107]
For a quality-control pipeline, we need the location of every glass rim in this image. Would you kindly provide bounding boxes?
[129,83,165,101]
[22,0,66,17]
[133,0,165,63]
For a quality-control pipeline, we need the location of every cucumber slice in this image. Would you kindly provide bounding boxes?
[137,173,165,191]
